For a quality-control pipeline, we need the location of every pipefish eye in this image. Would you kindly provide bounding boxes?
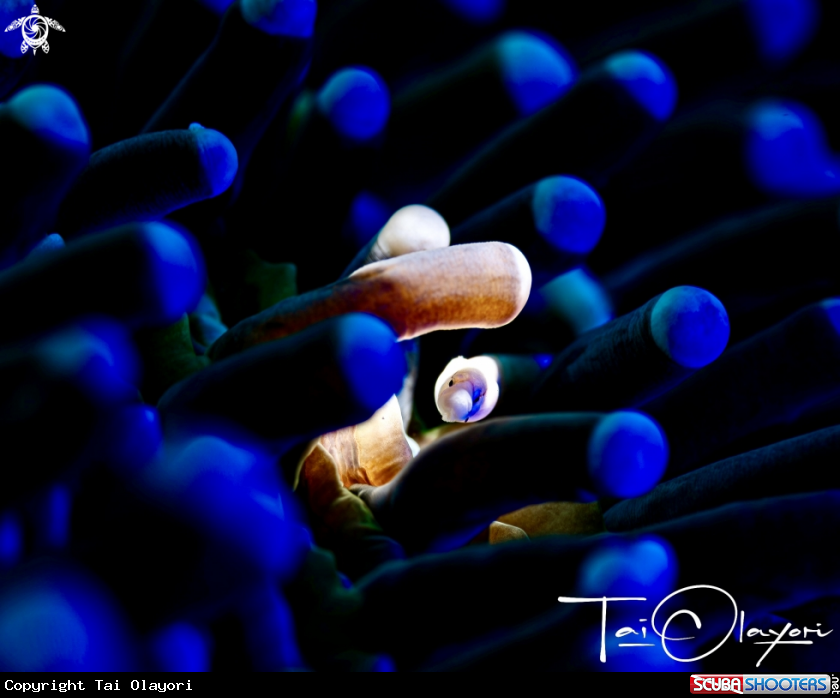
[449,380,454,387]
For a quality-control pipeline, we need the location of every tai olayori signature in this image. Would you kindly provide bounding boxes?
[559,584,833,667]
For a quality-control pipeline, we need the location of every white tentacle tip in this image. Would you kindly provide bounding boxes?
[434,356,501,423]
[502,243,532,317]
[378,204,450,257]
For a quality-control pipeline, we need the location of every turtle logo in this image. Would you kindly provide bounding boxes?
[4,5,65,55]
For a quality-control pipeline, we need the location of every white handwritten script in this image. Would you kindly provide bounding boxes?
[558,585,833,668]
